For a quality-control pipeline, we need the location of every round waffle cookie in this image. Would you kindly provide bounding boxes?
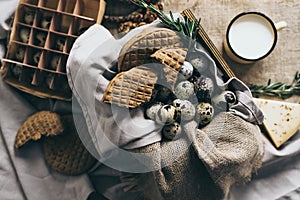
[43,115,96,175]
[15,111,64,149]
[118,27,187,73]
[102,66,158,108]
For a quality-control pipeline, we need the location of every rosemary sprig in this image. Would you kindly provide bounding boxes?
[250,71,300,99]
[132,0,201,40]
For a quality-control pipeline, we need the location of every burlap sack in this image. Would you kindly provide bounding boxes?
[120,112,264,200]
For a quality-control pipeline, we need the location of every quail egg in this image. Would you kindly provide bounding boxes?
[41,16,52,29]
[15,48,25,62]
[55,38,65,51]
[193,76,214,102]
[162,122,182,140]
[146,102,164,120]
[11,64,22,78]
[50,55,60,70]
[189,53,209,73]
[20,28,30,43]
[174,81,195,100]
[179,61,194,79]
[33,51,41,65]
[196,102,214,126]
[154,85,173,103]
[173,99,196,121]
[24,12,34,25]
[155,105,178,125]
[35,32,47,47]
[212,91,237,110]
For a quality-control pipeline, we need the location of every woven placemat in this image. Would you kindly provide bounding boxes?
[164,0,299,103]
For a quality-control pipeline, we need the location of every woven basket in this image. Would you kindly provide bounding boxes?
[1,0,106,101]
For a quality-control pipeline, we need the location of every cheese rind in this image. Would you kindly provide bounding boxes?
[253,98,300,148]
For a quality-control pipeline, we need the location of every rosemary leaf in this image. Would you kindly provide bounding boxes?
[132,0,201,41]
[250,71,300,99]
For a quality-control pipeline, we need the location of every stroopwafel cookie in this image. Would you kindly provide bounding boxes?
[43,115,96,175]
[14,111,64,149]
[102,66,158,108]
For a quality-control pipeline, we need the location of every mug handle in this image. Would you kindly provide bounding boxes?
[275,21,287,31]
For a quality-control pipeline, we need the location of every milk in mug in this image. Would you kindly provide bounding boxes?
[228,14,275,60]
[224,12,286,64]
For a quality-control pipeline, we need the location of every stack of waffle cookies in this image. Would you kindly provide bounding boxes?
[102,27,189,108]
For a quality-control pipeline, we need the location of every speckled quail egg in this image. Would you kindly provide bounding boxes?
[154,85,173,103]
[196,102,214,126]
[15,48,25,62]
[35,32,47,47]
[189,53,209,73]
[162,122,182,140]
[41,16,51,29]
[33,52,41,65]
[179,61,194,79]
[50,55,60,70]
[20,28,30,43]
[193,76,214,102]
[55,38,65,51]
[11,64,22,78]
[173,99,196,121]
[146,102,164,120]
[174,81,195,100]
[155,105,178,125]
[24,12,34,25]
[212,91,237,110]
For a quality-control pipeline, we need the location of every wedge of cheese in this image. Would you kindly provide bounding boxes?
[253,98,300,148]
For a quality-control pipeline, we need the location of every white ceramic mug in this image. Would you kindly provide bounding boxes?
[224,12,287,64]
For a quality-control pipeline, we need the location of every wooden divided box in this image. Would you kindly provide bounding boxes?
[1,0,106,100]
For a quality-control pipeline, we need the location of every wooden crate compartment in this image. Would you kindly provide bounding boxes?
[74,0,100,21]
[13,25,31,44]
[24,46,42,66]
[70,18,95,36]
[31,28,48,47]
[40,50,62,71]
[16,4,36,25]
[43,72,55,89]
[3,62,24,81]
[56,54,68,73]
[20,66,36,84]
[63,37,76,53]
[58,0,77,14]
[51,13,74,34]
[38,0,59,11]
[46,32,67,52]
[35,9,53,30]
[54,73,71,92]
[32,69,45,86]
[6,42,27,63]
